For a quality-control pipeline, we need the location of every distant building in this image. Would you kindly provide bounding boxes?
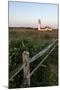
[38,19,52,31]
[38,19,41,30]
[45,26,52,31]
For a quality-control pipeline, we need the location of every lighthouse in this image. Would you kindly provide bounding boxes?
[38,19,41,31]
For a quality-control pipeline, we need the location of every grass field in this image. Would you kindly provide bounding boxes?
[9,28,58,88]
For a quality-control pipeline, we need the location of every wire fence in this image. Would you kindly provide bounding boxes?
[9,39,58,87]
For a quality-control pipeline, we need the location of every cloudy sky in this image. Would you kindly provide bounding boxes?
[9,1,58,29]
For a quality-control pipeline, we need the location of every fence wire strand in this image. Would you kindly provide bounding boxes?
[30,39,58,63]
[30,44,57,77]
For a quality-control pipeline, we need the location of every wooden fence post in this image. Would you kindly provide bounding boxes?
[22,51,30,87]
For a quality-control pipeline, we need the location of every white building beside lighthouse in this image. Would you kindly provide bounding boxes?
[37,19,52,31]
[38,19,41,31]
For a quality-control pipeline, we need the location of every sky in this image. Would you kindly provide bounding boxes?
[9,1,58,29]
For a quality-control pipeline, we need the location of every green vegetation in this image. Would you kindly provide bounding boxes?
[9,28,58,88]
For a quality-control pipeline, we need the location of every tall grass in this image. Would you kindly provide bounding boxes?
[9,28,58,88]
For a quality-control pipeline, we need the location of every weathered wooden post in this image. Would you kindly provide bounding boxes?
[22,51,30,87]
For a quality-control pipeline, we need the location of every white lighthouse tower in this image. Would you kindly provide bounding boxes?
[38,19,41,31]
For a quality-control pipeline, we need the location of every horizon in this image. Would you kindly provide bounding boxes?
[9,1,58,29]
